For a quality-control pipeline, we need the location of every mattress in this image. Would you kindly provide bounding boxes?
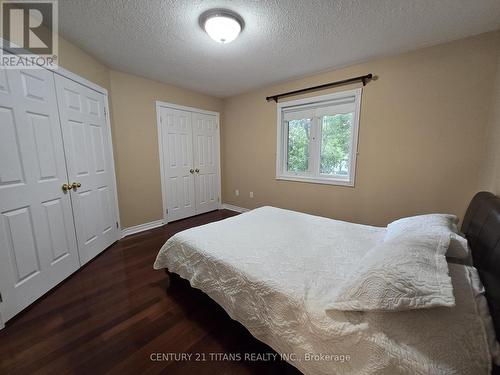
[154,206,490,374]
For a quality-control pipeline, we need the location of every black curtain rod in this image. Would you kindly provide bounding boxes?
[266,73,373,102]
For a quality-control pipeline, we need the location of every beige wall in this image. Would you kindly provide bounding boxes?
[109,71,222,227]
[58,36,111,91]
[221,30,500,226]
[479,51,500,195]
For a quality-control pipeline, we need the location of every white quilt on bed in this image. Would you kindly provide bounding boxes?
[153,206,491,374]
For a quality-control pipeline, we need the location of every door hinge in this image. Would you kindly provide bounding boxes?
[104,107,107,117]
[116,221,119,228]
[0,292,3,303]
[166,209,168,214]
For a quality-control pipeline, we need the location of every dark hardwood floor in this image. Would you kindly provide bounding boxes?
[0,210,301,375]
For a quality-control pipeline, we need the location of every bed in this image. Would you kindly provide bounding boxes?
[154,192,500,374]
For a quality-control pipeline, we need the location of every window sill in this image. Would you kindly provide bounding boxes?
[275,174,354,187]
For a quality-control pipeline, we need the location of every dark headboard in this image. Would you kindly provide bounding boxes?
[462,192,500,340]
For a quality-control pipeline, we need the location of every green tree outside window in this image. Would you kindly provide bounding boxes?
[320,113,352,175]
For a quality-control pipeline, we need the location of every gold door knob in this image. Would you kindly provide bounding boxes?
[195,168,200,173]
[62,183,71,192]
[71,182,81,190]
[189,169,194,174]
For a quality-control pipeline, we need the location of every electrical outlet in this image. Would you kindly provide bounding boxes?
[235,189,239,196]
[249,191,254,198]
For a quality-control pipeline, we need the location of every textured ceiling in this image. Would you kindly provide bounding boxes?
[58,0,500,97]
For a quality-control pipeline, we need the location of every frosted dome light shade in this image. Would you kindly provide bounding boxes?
[204,15,241,43]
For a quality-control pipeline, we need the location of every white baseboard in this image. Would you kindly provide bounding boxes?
[121,219,164,238]
[121,206,248,238]
[221,203,250,213]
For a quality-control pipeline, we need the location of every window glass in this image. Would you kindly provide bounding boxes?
[320,113,353,176]
[287,118,311,173]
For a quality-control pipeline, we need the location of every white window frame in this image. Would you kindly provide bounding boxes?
[276,88,362,187]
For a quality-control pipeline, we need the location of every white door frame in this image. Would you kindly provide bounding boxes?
[156,101,221,224]
[0,41,121,327]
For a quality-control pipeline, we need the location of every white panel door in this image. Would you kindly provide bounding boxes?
[159,107,196,222]
[0,69,79,322]
[54,75,119,265]
[192,113,219,215]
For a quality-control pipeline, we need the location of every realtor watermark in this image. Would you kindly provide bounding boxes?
[1,0,58,69]
[149,351,351,363]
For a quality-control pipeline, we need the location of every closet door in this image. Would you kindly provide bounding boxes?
[54,75,120,265]
[158,107,196,222]
[0,69,79,322]
[192,112,219,215]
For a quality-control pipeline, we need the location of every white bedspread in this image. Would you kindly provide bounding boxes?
[153,206,490,374]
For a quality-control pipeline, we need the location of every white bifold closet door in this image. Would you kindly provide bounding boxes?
[192,112,219,216]
[159,107,219,222]
[0,69,119,323]
[0,69,80,321]
[159,108,196,222]
[54,75,120,265]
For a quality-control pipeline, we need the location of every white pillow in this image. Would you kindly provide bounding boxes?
[385,214,470,259]
[327,233,455,312]
[466,266,500,365]
[448,234,470,259]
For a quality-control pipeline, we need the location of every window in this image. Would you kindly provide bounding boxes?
[276,89,362,186]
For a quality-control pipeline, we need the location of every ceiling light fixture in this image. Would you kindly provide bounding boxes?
[199,9,244,44]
